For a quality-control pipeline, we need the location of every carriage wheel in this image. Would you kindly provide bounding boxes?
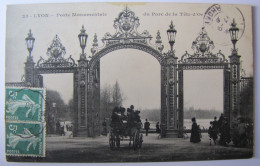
[116,136,120,148]
[133,130,140,150]
[109,132,115,149]
[138,133,143,148]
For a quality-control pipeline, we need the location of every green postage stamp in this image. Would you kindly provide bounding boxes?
[5,87,45,122]
[6,122,46,157]
[5,87,46,157]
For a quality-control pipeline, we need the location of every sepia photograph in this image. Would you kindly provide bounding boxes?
[1,0,258,165]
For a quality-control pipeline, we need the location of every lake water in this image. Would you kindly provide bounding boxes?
[183,119,212,130]
[142,119,212,130]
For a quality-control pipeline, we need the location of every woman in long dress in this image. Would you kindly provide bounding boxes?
[190,117,201,143]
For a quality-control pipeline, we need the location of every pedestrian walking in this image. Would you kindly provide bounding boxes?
[190,117,201,143]
[144,119,150,136]
[156,122,161,139]
[208,121,218,145]
[61,125,65,136]
[156,122,161,134]
[212,116,218,128]
[219,118,231,146]
[56,120,60,135]
[102,118,107,136]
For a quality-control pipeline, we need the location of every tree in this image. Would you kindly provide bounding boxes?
[100,81,126,121]
[112,81,124,107]
[45,90,74,134]
[101,84,112,106]
[45,90,67,134]
[100,84,113,120]
[67,99,74,121]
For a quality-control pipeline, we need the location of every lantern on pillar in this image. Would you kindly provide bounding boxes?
[25,29,35,57]
[229,19,239,51]
[167,21,177,51]
[78,25,88,55]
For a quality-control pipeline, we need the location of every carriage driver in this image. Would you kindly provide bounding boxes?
[110,107,121,127]
[127,105,135,127]
[127,105,142,128]
[119,107,127,121]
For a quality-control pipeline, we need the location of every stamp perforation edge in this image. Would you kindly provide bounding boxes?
[5,87,46,157]
[5,121,46,157]
[5,86,46,123]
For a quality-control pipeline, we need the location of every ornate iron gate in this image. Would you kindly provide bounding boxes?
[176,28,231,137]
[6,7,246,138]
[87,7,166,136]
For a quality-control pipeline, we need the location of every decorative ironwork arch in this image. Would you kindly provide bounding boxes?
[89,42,164,69]
[176,27,231,136]
[35,35,77,74]
[104,6,152,41]
[32,34,83,136]
[178,27,228,70]
[88,6,164,69]
[86,6,167,137]
[179,50,227,64]
[6,6,246,138]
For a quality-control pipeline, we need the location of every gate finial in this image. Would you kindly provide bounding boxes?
[91,33,99,56]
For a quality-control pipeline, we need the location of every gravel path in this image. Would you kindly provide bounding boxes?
[7,133,253,162]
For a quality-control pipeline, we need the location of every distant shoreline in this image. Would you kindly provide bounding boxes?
[140,108,222,122]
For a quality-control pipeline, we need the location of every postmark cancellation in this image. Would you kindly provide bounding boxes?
[6,122,46,157]
[5,87,46,157]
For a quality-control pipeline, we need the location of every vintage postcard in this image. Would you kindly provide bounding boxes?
[5,2,254,162]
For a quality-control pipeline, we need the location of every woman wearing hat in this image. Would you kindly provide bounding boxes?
[190,117,201,143]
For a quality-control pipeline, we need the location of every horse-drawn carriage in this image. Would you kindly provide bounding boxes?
[109,106,143,150]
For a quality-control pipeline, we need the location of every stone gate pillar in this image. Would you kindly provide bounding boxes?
[33,70,43,88]
[87,61,101,137]
[165,52,178,129]
[229,53,241,126]
[160,63,167,137]
[93,61,101,136]
[177,68,184,136]
[73,70,79,136]
[223,66,231,120]
[76,56,89,136]
[24,56,35,87]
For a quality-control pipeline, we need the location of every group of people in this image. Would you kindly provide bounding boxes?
[104,108,253,147]
[189,114,253,147]
[190,114,230,145]
[56,120,73,137]
[109,105,142,135]
[208,114,231,146]
[107,105,160,136]
[190,115,230,145]
[232,117,253,147]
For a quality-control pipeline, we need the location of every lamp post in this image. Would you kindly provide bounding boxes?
[164,21,178,134]
[78,25,88,58]
[229,19,239,54]
[77,25,89,136]
[167,21,177,51]
[24,29,35,86]
[25,29,35,58]
[229,18,241,124]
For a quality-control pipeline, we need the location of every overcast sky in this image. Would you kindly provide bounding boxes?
[5,3,253,111]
